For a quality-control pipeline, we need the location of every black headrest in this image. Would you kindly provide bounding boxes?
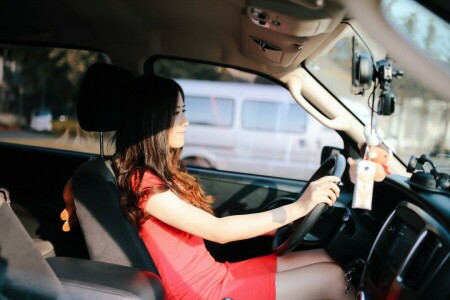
[77,63,134,132]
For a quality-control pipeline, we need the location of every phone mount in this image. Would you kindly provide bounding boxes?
[406,154,450,196]
[351,37,403,116]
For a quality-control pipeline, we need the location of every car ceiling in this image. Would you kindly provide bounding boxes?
[0,0,349,76]
[2,0,448,101]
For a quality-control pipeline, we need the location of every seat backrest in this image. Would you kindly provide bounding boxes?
[73,159,159,273]
[0,193,165,300]
[73,63,159,275]
[0,197,66,299]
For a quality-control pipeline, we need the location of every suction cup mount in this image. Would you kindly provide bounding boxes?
[406,154,450,195]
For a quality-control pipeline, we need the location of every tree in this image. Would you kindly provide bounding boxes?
[2,45,107,119]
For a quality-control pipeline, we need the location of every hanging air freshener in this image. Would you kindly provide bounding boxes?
[351,158,376,210]
[349,125,391,210]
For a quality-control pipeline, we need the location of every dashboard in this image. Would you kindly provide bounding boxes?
[358,183,450,299]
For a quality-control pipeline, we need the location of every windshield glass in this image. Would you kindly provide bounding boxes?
[152,59,343,180]
[381,0,450,66]
[305,16,449,173]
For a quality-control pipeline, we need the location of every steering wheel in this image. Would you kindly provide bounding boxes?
[272,153,346,256]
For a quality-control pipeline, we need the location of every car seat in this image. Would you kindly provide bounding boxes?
[72,63,160,275]
[0,194,65,299]
[0,190,164,299]
[2,186,56,258]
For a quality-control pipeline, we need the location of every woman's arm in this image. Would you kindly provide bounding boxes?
[144,176,341,244]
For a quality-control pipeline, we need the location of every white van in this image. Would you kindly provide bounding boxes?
[30,108,53,132]
[177,79,343,180]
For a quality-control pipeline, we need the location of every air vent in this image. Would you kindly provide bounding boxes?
[402,232,442,288]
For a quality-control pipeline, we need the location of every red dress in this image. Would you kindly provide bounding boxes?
[137,171,277,300]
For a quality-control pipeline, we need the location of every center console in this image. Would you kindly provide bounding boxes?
[358,202,450,299]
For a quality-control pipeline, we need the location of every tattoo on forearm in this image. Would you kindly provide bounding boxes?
[271,207,288,224]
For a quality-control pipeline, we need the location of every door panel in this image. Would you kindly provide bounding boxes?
[189,166,304,216]
[188,166,306,261]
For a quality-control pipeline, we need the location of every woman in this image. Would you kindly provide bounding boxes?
[112,74,354,300]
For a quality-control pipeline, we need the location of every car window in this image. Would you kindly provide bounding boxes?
[242,101,307,132]
[153,59,343,180]
[0,45,112,155]
[185,96,234,127]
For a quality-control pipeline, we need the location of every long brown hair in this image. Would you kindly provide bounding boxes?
[112,74,214,229]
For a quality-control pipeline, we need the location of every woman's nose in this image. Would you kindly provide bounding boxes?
[181,114,189,126]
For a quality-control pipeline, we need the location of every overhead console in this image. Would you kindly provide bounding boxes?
[241,0,347,66]
[358,202,450,299]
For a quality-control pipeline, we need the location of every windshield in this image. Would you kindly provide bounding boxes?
[381,0,450,66]
[304,6,449,174]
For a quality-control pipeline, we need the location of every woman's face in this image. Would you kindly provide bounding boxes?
[168,92,189,148]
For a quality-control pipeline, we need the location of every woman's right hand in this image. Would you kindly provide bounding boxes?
[295,176,341,215]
